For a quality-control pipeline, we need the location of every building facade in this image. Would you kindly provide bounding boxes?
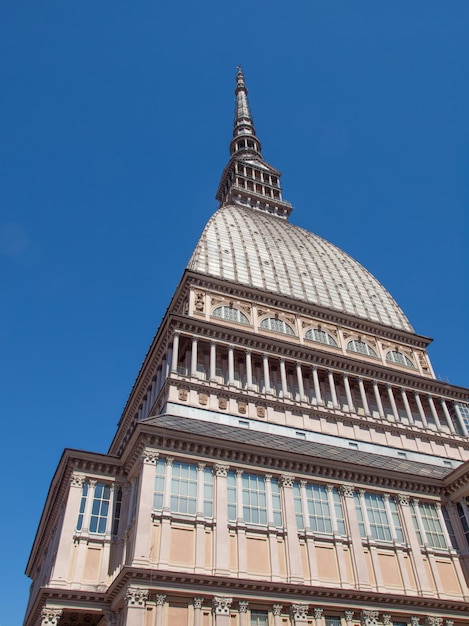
[24,69,469,626]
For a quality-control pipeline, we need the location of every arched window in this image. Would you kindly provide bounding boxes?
[386,350,415,368]
[212,305,249,325]
[305,328,338,347]
[259,317,295,336]
[347,340,377,358]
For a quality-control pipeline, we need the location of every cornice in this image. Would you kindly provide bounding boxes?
[24,587,108,626]
[129,421,446,496]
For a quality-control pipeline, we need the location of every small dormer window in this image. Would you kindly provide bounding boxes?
[212,305,249,325]
[386,350,415,368]
[347,340,377,358]
[260,317,296,336]
[305,328,338,347]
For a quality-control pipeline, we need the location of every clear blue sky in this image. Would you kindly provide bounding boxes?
[2,2,468,624]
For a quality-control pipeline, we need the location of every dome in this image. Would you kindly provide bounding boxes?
[188,204,413,333]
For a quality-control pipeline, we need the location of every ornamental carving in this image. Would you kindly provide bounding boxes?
[313,608,323,620]
[361,610,379,626]
[382,615,392,625]
[214,463,229,477]
[344,611,354,623]
[178,388,188,401]
[239,601,249,613]
[290,603,309,621]
[142,449,159,465]
[41,608,63,626]
[126,587,149,607]
[219,397,228,410]
[273,605,283,617]
[193,598,204,610]
[70,473,85,488]
[257,405,266,418]
[155,594,166,606]
[238,401,247,414]
[213,596,232,615]
[280,473,294,488]
[340,484,355,498]
[194,292,205,312]
[410,619,420,626]
[199,392,208,405]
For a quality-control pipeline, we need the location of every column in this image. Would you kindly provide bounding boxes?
[193,598,204,626]
[428,396,442,430]
[401,389,414,424]
[263,354,271,394]
[340,484,371,590]
[245,350,253,389]
[133,449,159,565]
[214,463,230,575]
[155,594,166,626]
[273,605,283,626]
[373,381,385,418]
[328,370,339,408]
[228,345,235,385]
[397,495,432,594]
[387,385,400,421]
[41,608,63,626]
[454,403,469,436]
[343,374,354,412]
[51,474,89,585]
[312,366,322,405]
[171,332,180,372]
[280,474,303,583]
[213,596,233,626]
[191,337,198,377]
[239,601,249,626]
[358,378,370,415]
[414,392,429,428]
[440,400,456,434]
[123,588,149,626]
[210,341,217,381]
[296,362,305,401]
[280,358,288,397]
[313,608,323,626]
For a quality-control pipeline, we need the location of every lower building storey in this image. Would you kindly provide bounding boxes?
[30,573,467,626]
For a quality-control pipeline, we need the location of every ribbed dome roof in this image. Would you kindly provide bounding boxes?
[188,204,413,332]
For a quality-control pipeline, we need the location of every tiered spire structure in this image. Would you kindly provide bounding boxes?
[216,67,293,218]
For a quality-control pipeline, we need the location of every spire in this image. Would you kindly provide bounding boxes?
[230,66,262,157]
[216,68,293,219]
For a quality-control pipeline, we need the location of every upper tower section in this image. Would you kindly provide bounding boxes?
[216,67,293,219]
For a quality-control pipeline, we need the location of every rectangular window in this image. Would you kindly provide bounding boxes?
[325,618,341,626]
[227,471,237,521]
[242,474,267,525]
[203,467,213,517]
[170,462,197,515]
[153,458,166,509]
[293,483,304,530]
[271,478,282,527]
[90,483,111,534]
[251,611,268,626]
[76,482,89,531]
[418,502,447,549]
[306,484,332,534]
[112,487,122,536]
[365,493,392,541]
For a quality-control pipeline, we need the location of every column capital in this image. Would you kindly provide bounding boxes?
[106,611,118,626]
[396,493,410,506]
[142,448,159,465]
[70,473,85,488]
[41,608,63,626]
[197,462,207,471]
[410,618,420,626]
[265,473,272,483]
[165,456,174,466]
[272,605,283,617]
[125,587,149,607]
[290,603,309,622]
[344,611,354,623]
[235,468,244,477]
[299,479,307,488]
[425,619,443,626]
[213,463,229,477]
[238,601,249,613]
[313,607,323,619]
[193,597,204,609]
[382,615,392,626]
[213,596,233,615]
[280,473,294,488]
[360,610,379,626]
[340,484,355,497]
[156,594,166,606]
